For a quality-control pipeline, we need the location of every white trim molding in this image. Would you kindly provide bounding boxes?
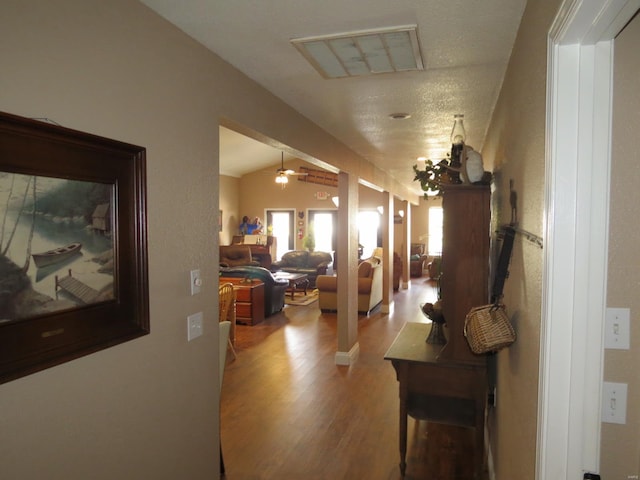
[334,342,360,366]
[538,0,639,478]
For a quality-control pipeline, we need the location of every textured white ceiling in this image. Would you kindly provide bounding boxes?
[140,0,527,193]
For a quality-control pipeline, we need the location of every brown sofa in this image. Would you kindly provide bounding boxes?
[219,245,260,267]
[316,256,383,315]
[271,250,332,288]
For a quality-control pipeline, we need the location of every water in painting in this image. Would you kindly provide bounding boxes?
[0,172,115,322]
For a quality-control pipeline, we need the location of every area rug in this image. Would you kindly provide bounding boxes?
[284,289,319,306]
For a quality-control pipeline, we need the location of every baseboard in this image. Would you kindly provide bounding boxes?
[334,342,360,365]
[381,300,394,314]
[486,423,496,480]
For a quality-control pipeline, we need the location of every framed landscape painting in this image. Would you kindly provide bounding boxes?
[0,111,149,383]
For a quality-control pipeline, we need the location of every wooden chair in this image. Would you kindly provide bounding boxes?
[219,320,231,475]
[218,282,237,360]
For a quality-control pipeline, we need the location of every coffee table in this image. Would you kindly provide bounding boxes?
[274,272,309,299]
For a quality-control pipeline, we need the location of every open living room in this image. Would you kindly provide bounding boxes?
[5,2,635,479]
[217,127,485,478]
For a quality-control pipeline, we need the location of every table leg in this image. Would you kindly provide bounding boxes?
[399,399,407,476]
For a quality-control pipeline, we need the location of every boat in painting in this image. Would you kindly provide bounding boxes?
[32,242,83,268]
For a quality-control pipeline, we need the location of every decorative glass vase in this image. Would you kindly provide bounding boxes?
[450,114,466,145]
[448,114,466,184]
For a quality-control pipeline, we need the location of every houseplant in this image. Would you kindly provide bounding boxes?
[412,158,452,197]
[302,222,315,252]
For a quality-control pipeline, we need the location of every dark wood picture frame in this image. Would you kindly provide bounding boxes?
[0,111,149,383]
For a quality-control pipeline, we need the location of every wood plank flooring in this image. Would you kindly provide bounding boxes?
[220,277,486,479]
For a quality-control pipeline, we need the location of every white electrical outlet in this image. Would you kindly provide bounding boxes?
[602,381,627,424]
[187,312,203,341]
[604,307,630,349]
[190,269,202,295]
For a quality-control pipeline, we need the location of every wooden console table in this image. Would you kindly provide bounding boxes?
[384,322,487,478]
[219,277,265,325]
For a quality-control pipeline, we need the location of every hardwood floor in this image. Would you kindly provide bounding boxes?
[220,277,486,479]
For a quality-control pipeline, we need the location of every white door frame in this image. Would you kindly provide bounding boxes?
[538,0,639,478]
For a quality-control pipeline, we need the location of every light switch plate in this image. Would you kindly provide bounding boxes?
[190,269,202,295]
[602,381,627,424]
[187,312,203,341]
[604,307,630,349]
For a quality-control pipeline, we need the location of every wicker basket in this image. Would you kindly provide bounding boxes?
[464,304,516,354]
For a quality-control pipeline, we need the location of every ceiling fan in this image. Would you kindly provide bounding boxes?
[275,152,307,187]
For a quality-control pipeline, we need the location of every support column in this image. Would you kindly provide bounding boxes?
[335,171,359,365]
[401,199,411,289]
[381,191,394,314]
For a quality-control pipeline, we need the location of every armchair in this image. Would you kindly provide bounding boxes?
[427,256,442,280]
[409,243,429,277]
[316,256,383,315]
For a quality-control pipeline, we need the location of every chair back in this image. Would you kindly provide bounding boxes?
[219,282,236,323]
[219,321,231,390]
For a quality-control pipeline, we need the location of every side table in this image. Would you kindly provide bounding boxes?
[384,322,487,478]
[219,277,265,325]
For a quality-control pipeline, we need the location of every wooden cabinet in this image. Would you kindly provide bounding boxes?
[219,277,265,325]
[385,185,491,478]
[438,185,491,365]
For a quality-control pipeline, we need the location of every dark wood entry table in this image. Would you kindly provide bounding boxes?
[384,322,487,478]
[273,272,309,299]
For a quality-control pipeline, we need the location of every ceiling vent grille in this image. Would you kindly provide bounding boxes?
[291,25,424,79]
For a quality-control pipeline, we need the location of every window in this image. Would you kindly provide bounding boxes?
[266,210,294,261]
[357,210,380,258]
[428,206,443,256]
[310,211,334,254]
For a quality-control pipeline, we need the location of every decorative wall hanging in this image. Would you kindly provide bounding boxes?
[0,111,149,383]
[297,166,338,187]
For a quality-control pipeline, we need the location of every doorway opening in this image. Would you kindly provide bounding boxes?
[266,209,295,261]
[308,209,337,256]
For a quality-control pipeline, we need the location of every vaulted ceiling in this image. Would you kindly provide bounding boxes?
[140,0,527,195]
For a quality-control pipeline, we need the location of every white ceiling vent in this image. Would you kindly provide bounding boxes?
[291,25,424,79]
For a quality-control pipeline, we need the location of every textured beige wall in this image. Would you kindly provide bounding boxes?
[227,156,430,257]
[482,0,562,478]
[237,158,402,251]
[238,158,338,251]
[219,175,240,246]
[602,14,640,478]
[0,1,414,478]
